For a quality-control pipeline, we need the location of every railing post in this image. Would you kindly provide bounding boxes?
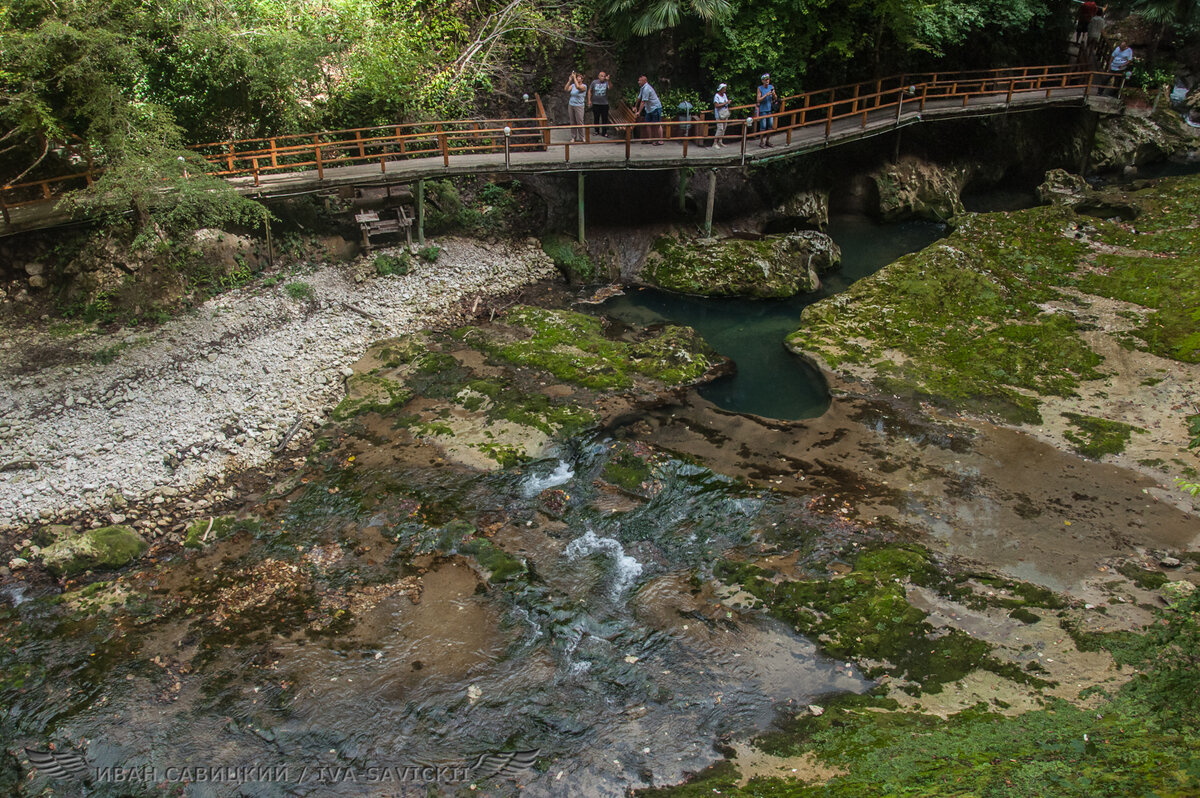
[355,130,365,159]
[920,83,928,112]
[740,118,749,165]
[896,89,904,123]
[437,124,449,167]
[825,103,833,138]
[270,138,278,168]
[252,157,260,187]
[565,142,570,163]
[1006,79,1014,107]
[314,136,323,179]
[226,142,235,172]
[625,125,632,162]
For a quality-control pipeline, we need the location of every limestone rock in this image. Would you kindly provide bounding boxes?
[773,190,830,230]
[1092,106,1200,170]
[639,232,841,299]
[1037,169,1089,206]
[870,157,969,222]
[39,524,148,576]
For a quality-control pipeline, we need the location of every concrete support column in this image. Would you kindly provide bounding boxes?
[578,173,585,244]
[416,179,425,246]
[1079,110,1100,177]
[704,170,717,237]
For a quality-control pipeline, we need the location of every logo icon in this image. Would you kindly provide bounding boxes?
[25,747,90,781]
[469,749,540,780]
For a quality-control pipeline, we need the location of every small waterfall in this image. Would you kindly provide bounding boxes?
[564,529,644,597]
[522,459,575,497]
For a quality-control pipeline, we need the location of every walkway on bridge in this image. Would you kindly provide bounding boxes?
[0,64,1123,237]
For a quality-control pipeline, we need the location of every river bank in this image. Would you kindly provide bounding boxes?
[0,237,557,532]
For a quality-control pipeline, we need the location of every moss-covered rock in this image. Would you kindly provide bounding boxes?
[639,232,840,298]
[40,525,148,576]
[870,157,969,222]
[331,374,414,421]
[541,234,599,284]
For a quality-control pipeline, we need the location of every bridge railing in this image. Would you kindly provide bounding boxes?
[1,67,1116,221]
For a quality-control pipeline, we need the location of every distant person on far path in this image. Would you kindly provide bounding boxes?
[588,71,611,137]
[1086,11,1106,65]
[1075,0,1098,44]
[565,70,587,142]
[636,75,664,145]
[712,82,731,148]
[756,73,777,148]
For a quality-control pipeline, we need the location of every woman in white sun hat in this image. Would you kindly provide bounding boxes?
[712,82,731,148]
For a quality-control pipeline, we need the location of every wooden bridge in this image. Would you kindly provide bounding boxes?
[0,63,1124,238]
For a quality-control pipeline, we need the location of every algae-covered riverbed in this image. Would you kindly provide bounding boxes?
[1,178,1199,797]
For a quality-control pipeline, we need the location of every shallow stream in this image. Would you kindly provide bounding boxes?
[600,216,944,419]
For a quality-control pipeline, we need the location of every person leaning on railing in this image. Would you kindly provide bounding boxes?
[635,76,665,146]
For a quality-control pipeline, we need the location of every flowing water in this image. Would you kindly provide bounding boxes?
[0,215,963,797]
[599,216,945,420]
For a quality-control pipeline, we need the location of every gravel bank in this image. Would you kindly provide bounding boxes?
[0,238,558,530]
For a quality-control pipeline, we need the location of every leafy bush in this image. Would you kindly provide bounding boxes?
[374,252,411,276]
[417,245,441,263]
[285,281,315,301]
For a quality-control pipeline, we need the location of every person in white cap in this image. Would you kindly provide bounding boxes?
[713,82,731,148]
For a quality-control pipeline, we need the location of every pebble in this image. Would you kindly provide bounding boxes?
[0,239,555,528]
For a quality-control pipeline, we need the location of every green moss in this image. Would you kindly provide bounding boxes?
[1062,412,1143,459]
[478,306,719,390]
[460,538,527,582]
[787,205,1107,423]
[642,233,837,298]
[331,374,414,421]
[184,515,235,548]
[461,378,596,436]
[1008,606,1041,624]
[602,449,653,492]
[715,545,991,689]
[40,525,148,576]
[1116,561,1169,590]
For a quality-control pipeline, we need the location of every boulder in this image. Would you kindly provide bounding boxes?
[870,158,969,222]
[39,524,148,577]
[639,232,841,298]
[773,189,830,230]
[1091,106,1200,170]
[1037,169,1090,206]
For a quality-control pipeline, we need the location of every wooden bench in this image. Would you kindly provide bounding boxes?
[356,207,413,253]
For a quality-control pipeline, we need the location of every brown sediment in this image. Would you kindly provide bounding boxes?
[637,393,1199,591]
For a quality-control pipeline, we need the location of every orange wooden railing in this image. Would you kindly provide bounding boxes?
[1,66,1118,222]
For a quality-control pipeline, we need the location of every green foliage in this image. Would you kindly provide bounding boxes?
[284,280,315,301]
[541,235,597,284]
[417,245,441,263]
[601,0,733,36]
[1126,63,1174,91]
[374,252,411,276]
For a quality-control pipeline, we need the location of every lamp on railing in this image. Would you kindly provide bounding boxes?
[504,126,512,170]
[178,155,189,179]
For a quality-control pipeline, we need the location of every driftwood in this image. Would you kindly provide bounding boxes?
[340,301,382,321]
[272,417,305,456]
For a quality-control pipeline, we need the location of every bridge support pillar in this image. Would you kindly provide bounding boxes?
[678,169,689,213]
[416,180,425,247]
[1078,110,1100,177]
[578,173,585,244]
[704,169,717,237]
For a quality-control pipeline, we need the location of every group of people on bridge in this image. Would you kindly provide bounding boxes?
[562,70,782,148]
